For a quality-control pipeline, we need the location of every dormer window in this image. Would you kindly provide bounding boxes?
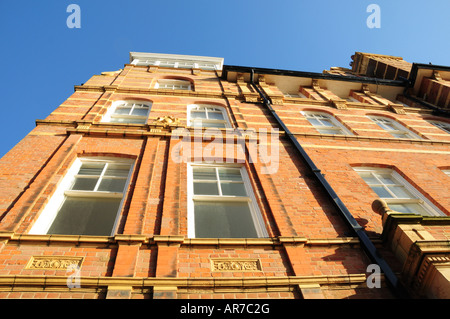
[130,52,224,71]
[155,79,192,90]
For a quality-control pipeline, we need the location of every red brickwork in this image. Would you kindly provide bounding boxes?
[0,54,449,299]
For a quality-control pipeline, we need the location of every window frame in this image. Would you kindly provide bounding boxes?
[346,96,360,103]
[368,116,421,139]
[283,92,307,98]
[354,167,444,217]
[154,79,192,90]
[101,100,152,124]
[301,111,352,135]
[428,120,450,134]
[186,163,268,238]
[29,157,134,236]
[187,104,232,129]
[133,59,219,71]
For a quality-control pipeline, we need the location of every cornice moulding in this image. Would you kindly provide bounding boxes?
[0,273,371,290]
[0,232,364,247]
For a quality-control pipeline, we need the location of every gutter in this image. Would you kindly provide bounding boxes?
[403,90,450,117]
[248,69,410,299]
[408,62,450,86]
[223,64,406,86]
[404,63,450,117]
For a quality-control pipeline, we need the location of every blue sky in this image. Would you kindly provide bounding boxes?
[0,0,449,157]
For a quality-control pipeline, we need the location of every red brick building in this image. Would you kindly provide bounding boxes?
[0,52,449,299]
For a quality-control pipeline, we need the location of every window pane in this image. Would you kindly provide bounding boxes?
[388,186,414,199]
[218,168,242,181]
[194,201,258,238]
[392,132,408,139]
[114,107,132,115]
[220,182,247,196]
[47,197,121,236]
[320,119,335,127]
[98,178,127,192]
[378,122,396,131]
[71,177,98,191]
[159,61,176,67]
[371,186,393,198]
[208,112,224,120]
[432,122,450,133]
[191,111,207,119]
[193,182,219,195]
[361,175,379,185]
[131,108,149,116]
[104,164,131,177]
[193,167,217,180]
[191,121,203,127]
[389,203,428,215]
[307,118,321,126]
[111,117,146,124]
[377,175,396,185]
[78,163,104,176]
[203,122,227,128]
[317,128,341,135]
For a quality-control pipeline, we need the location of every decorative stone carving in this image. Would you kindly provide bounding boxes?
[236,73,259,103]
[26,256,83,270]
[270,97,284,105]
[210,258,262,272]
[330,99,348,110]
[76,123,91,130]
[153,116,180,127]
[417,255,450,287]
[388,103,406,114]
[432,71,442,81]
[361,84,372,95]
[311,79,322,91]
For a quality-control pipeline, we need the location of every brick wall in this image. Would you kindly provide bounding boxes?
[0,58,448,299]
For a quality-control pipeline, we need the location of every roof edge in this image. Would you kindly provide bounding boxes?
[223,65,407,86]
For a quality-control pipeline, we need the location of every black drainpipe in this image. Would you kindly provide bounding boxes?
[249,69,410,299]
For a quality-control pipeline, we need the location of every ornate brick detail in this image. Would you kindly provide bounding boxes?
[388,103,406,114]
[417,255,450,287]
[76,123,91,130]
[330,99,348,110]
[26,256,83,270]
[210,258,262,272]
[153,116,180,127]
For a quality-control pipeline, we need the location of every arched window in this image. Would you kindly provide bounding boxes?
[354,167,443,216]
[368,115,420,139]
[428,120,450,134]
[187,104,231,128]
[102,100,151,124]
[30,157,134,236]
[301,111,352,135]
[155,79,192,90]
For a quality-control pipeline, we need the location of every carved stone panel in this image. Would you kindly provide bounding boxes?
[26,256,84,270]
[153,116,180,127]
[210,258,262,272]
